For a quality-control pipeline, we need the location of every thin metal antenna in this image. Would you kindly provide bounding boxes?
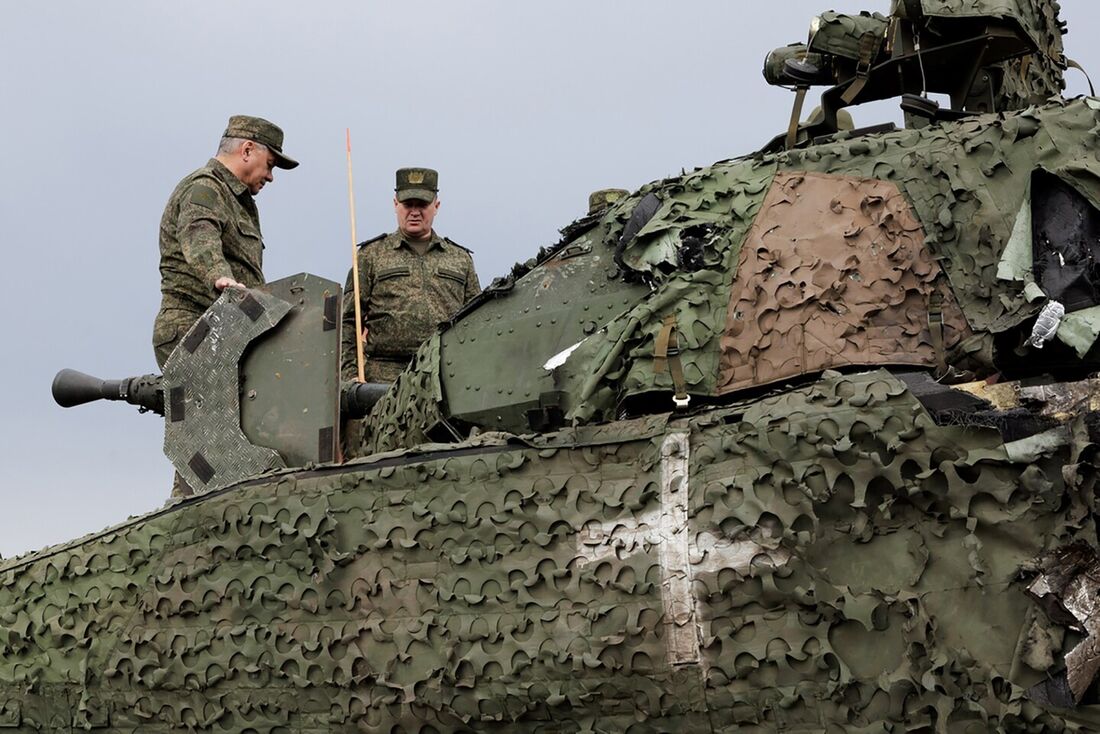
[915,31,928,96]
[346,129,366,384]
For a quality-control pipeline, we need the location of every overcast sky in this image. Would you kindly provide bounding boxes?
[2,1,1098,558]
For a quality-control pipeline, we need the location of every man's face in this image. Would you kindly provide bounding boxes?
[395,197,440,241]
[239,141,277,195]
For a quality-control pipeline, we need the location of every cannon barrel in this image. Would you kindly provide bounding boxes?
[341,381,390,419]
[53,369,388,421]
[51,369,165,415]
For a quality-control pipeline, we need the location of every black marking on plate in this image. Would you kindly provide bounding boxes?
[169,386,186,422]
[188,452,216,485]
[238,294,265,322]
[318,426,335,463]
[323,294,339,331]
[182,319,210,353]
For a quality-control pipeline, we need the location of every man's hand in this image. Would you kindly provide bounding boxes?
[214,276,244,291]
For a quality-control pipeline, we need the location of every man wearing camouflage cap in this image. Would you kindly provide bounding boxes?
[152,115,298,369]
[340,167,480,385]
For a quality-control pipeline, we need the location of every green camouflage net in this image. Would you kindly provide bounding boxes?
[5,371,1100,730]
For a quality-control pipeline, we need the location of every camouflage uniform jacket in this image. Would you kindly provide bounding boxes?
[153,158,265,367]
[341,230,480,382]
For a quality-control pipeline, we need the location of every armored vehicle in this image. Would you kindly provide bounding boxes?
[9,0,1100,730]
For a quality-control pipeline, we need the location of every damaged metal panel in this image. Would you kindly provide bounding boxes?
[1027,542,1100,705]
[1032,170,1100,312]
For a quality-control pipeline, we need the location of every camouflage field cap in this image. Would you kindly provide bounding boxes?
[223,115,299,170]
[588,188,629,215]
[395,167,439,203]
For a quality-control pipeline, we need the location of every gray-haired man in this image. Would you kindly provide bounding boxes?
[153,115,298,369]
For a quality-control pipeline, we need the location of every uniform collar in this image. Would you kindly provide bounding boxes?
[207,158,250,197]
[394,230,446,251]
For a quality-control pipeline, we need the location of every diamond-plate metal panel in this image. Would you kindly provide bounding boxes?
[162,287,291,493]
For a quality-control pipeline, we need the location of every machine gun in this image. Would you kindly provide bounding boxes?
[52,274,390,494]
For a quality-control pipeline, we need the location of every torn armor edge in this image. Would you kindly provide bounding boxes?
[1027,542,1100,705]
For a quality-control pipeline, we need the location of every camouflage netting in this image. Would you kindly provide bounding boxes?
[362,334,448,454]
[715,171,977,390]
[5,370,1100,730]
[919,0,1067,111]
[371,100,1100,451]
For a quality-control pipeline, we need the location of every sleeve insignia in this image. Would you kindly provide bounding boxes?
[189,184,220,210]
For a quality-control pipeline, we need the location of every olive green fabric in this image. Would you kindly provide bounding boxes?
[1058,306,1100,357]
[807,11,889,60]
[8,3,1097,728]
[359,333,448,454]
[152,309,197,370]
[153,158,265,369]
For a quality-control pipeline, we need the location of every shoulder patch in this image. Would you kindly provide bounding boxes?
[189,184,220,210]
[444,237,473,253]
[357,232,388,248]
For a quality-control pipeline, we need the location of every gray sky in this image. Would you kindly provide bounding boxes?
[2,1,1098,558]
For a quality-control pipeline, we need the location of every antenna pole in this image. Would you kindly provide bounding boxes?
[346,128,366,383]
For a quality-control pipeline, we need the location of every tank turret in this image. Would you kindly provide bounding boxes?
[357,0,1094,460]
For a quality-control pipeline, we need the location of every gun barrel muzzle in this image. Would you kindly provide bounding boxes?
[52,369,165,415]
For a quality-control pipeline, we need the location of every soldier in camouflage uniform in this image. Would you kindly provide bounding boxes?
[340,167,480,384]
[152,115,298,369]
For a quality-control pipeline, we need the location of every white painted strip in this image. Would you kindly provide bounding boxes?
[658,431,698,666]
[575,431,797,670]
